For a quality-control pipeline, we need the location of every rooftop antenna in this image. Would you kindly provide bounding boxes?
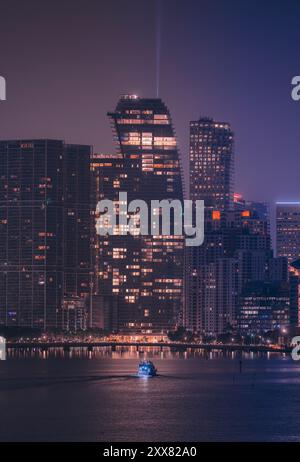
[156,0,162,98]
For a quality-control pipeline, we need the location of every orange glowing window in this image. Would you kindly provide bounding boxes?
[212,211,221,220]
[242,210,250,217]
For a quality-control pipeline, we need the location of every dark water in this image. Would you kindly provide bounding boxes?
[0,348,299,442]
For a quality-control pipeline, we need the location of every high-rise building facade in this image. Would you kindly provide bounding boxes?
[185,204,275,335]
[234,194,270,233]
[239,281,290,334]
[187,117,234,335]
[90,152,124,331]
[93,95,185,334]
[0,139,91,330]
[289,259,300,327]
[63,144,92,325]
[190,117,234,210]
[276,202,300,263]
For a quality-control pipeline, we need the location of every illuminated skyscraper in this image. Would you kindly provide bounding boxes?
[90,152,125,331]
[276,202,300,263]
[93,95,185,333]
[0,140,92,330]
[187,117,235,335]
[190,117,234,210]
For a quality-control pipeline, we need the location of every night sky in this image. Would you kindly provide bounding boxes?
[1,0,300,205]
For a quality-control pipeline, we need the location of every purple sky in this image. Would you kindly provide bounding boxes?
[1,0,300,206]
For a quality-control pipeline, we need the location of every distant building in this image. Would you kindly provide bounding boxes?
[0,140,92,330]
[234,194,270,233]
[267,257,288,283]
[187,117,234,335]
[289,259,300,327]
[234,194,270,219]
[185,205,281,336]
[185,210,238,335]
[239,282,290,334]
[248,201,270,225]
[190,117,234,210]
[277,202,300,263]
[276,203,300,328]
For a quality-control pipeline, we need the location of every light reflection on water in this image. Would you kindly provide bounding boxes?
[5,346,288,361]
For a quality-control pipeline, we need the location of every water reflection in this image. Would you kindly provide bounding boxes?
[6,346,283,361]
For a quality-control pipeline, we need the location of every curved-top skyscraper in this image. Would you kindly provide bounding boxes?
[95,95,184,334]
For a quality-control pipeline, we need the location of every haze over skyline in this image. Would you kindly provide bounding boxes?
[1,0,300,204]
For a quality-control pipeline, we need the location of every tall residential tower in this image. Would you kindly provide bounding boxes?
[190,117,234,210]
[93,95,185,334]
